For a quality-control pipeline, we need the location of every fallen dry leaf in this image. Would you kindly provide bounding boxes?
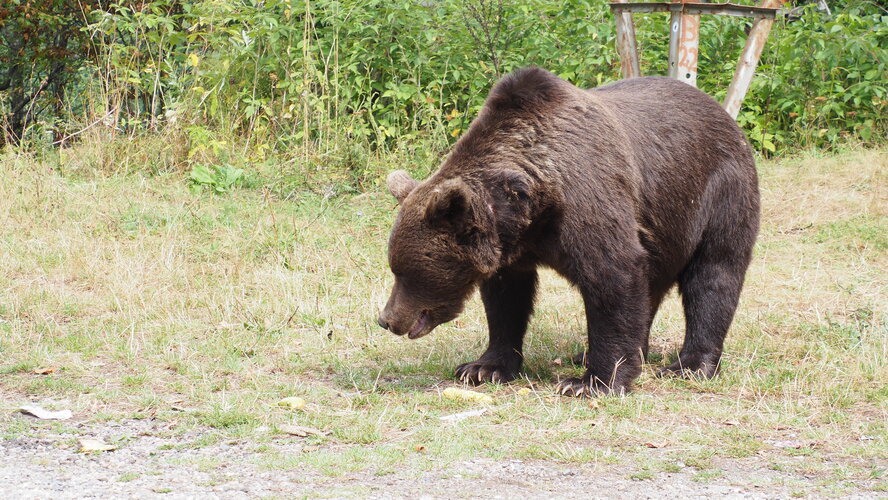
[642,441,667,449]
[279,424,324,437]
[277,397,306,410]
[79,438,116,452]
[33,367,57,375]
[20,405,72,420]
[442,388,493,404]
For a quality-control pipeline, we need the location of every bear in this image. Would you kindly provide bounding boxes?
[377,67,760,396]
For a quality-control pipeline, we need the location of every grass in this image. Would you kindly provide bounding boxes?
[0,147,885,492]
[117,472,140,482]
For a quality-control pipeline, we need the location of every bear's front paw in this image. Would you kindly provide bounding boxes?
[455,361,517,385]
[555,377,626,397]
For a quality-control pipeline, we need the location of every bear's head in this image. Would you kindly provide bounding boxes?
[378,170,501,339]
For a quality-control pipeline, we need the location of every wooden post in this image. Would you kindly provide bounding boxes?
[723,0,786,118]
[667,0,700,86]
[613,0,641,79]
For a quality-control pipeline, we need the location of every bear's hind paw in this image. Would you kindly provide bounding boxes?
[555,378,590,397]
[658,353,720,380]
[555,377,626,397]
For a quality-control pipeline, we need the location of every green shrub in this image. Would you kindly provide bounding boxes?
[2,0,885,185]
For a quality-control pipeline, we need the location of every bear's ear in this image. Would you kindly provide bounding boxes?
[498,170,533,201]
[425,178,500,274]
[387,170,420,204]
[487,66,565,112]
[424,178,475,234]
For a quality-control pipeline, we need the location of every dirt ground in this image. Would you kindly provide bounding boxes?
[1,413,881,499]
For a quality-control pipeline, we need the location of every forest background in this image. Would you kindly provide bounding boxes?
[1,0,885,193]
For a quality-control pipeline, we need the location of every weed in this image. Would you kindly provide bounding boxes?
[630,471,655,481]
[693,469,724,483]
[189,164,245,194]
[197,408,258,431]
[0,362,34,375]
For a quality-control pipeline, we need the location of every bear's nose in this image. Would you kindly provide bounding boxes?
[377,316,390,331]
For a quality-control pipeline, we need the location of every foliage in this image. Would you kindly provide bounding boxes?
[750,3,887,151]
[0,0,103,144]
[1,0,885,184]
[189,163,244,193]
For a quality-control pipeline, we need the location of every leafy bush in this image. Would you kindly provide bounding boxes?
[749,3,887,151]
[0,0,104,145]
[189,163,244,193]
[2,0,885,186]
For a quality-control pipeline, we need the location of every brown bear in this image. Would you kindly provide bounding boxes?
[377,67,759,396]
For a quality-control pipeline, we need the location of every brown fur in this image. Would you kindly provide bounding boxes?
[378,67,760,396]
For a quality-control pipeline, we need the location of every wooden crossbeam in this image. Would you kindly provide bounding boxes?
[607,0,786,118]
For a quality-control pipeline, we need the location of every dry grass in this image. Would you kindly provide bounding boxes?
[0,148,885,492]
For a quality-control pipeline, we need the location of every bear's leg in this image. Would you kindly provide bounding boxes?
[558,273,649,396]
[571,288,665,367]
[663,247,748,378]
[456,267,538,384]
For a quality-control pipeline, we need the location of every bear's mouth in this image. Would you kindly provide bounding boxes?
[407,310,430,339]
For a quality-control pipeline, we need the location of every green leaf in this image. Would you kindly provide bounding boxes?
[190,165,215,185]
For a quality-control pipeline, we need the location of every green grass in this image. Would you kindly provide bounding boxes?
[0,147,885,493]
[117,472,140,482]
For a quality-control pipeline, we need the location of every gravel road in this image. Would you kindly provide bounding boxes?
[1,416,881,499]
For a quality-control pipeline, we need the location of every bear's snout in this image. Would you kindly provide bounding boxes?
[377,307,407,336]
[376,315,390,331]
[379,287,414,336]
[378,298,433,339]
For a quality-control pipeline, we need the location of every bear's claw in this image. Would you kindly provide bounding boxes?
[455,361,515,385]
[555,377,625,397]
[657,365,718,380]
[555,377,591,398]
[657,353,720,379]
